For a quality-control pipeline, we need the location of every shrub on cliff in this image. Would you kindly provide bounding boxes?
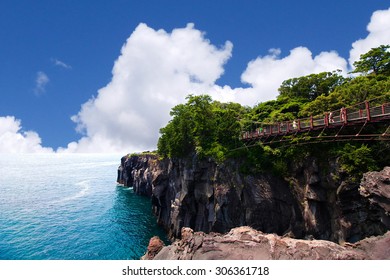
[336,143,378,182]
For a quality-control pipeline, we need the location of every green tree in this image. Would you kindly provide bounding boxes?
[249,100,280,123]
[300,75,390,116]
[352,45,390,75]
[336,144,378,182]
[187,95,215,152]
[212,101,246,160]
[158,94,245,160]
[158,103,194,157]
[278,71,345,101]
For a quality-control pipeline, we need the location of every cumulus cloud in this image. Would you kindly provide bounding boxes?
[211,7,390,105]
[34,71,49,95]
[0,116,53,153]
[51,58,72,69]
[229,47,348,103]
[349,7,390,68]
[59,23,233,153]
[57,7,390,153]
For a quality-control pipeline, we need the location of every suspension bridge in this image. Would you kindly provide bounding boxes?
[240,94,390,147]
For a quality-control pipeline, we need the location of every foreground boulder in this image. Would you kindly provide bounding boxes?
[144,227,390,260]
[141,236,165,260]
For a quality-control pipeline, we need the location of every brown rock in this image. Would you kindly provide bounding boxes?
[141,236,165,260]
[359,167,390,215]
[350,231,390,259]
[150,226,389,260]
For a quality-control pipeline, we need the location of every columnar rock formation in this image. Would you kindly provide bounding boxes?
[118,154,390,247]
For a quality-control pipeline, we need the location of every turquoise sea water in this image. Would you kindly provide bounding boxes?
[0,154,168,260]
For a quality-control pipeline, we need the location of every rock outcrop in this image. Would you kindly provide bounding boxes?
[141,236,165,260]
[144,226,390,260]
[285,157,390,243]
[118,154,390,245]
[359,167,390,230]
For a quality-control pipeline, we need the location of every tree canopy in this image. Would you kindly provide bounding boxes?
[278,70,345,101]
[158,95,246,161]
[352,45,390,75]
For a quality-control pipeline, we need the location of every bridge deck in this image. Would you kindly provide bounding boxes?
[241,97,390,142]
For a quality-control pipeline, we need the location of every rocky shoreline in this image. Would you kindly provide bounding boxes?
[117,153,390,259]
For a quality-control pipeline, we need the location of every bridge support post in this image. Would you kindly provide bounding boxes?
[325,113,329,127]
[365,101,371,121]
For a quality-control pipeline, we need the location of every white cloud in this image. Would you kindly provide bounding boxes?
[210,7,389,106]
[34,71,49,95]
[0,116,53,153]
[59,23,233,153]
[349,7,390,68]
[56,7,390,153]
[208,47,348,105]
[52,58,72,69]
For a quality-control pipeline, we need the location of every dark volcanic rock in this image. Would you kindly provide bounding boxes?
[285,157,390,243]
[119,154,302,240]
[328,166,390,243]
[144,227,390,260]
[118,154,390,244]
[359,167,390,229]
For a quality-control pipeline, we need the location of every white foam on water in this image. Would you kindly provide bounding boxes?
[52,180,91,204]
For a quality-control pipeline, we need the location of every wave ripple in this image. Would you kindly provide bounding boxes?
[0,154,168,260]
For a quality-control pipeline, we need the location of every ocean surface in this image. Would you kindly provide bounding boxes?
[0,154,168,260]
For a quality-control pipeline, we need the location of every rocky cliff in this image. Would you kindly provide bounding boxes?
[117,154,390,245]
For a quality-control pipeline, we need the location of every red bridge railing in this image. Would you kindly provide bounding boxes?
[241,95,390,141]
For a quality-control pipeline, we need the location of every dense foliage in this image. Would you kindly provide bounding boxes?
[351,45,390,75]
[157,46,390,177]
[158,95,246,161]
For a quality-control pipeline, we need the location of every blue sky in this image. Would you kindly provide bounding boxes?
[0,0,389,153]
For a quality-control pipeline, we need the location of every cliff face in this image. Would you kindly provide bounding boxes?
[118,154,390,244]
[286,158,389,243]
